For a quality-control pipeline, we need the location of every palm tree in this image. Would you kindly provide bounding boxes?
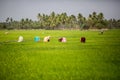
[6,17,9,23]
[77,13,85,30]
[57,12,68,29]
[97,12,104,23]
[10,18,13,22]
[95,12,107,29]
[5,17,12,29]
[37,13,42,21]
[69,15,77,29]
[49,11,56,29]
[92,11,97,18]
[98,12,104,19]
[20,18,25,29]
[50,11,55,18]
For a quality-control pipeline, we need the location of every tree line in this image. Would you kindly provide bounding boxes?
[0,11,120,30]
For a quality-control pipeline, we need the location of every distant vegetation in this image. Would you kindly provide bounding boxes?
[0,11,120,30]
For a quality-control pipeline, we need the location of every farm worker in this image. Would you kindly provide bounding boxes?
[58,38,63,42]
[34,36,40,42]
[62,37,66,42]
[100,29,104,35]
[43,36,50,42]
[5,32,9,35]
[18,36,23,42]
[58,37,66,42]
[81,37,86,43]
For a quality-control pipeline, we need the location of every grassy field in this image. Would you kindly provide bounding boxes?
[0,29,120,80]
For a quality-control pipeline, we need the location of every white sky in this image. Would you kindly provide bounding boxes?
[0,0,120,22]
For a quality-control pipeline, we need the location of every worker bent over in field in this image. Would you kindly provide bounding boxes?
[18,36,23,42]
[43,36,50,42]
[81,37,86,43]
[58,37,66,42]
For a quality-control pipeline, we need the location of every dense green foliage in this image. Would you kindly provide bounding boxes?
[0,12,120,30]
[0,29,120,80]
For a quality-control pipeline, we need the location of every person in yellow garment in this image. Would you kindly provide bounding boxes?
[18,36,23,42]
[43,36,50,42]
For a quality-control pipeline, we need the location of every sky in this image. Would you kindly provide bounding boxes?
[0,0,120,22]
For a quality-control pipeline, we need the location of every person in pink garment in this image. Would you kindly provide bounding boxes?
[58,37,66,42]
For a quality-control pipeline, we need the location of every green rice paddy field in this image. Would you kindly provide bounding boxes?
[0,29,120,80]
